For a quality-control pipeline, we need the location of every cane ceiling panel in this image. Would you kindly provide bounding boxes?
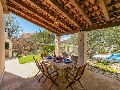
[1,0,120,35]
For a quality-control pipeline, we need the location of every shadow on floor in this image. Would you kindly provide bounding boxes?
[1,69,120,90]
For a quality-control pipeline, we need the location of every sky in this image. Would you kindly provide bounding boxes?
[14,14,70,40]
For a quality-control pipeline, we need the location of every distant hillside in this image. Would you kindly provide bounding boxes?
[62,38,71,45]
[19,33,34,41]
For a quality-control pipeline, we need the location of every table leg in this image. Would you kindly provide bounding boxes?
[62,68,67,83]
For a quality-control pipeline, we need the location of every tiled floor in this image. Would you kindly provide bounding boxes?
[0,58,120,90]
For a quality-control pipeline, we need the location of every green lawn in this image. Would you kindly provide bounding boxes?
[18,55,42,64]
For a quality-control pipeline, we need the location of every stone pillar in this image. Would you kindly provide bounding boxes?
[78,31,87,66]
[55,35,61,56]
[0,1,5,75]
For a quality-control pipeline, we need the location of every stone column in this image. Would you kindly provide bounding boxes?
[78,31,87,66]
[0,1,5,75]
[55,35,61,56]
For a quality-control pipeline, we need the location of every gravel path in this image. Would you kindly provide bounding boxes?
[5,58,39,78]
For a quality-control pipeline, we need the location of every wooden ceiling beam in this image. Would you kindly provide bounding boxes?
[59,29,80,36]
[98,0,110,21]
[29,0,73,31]
[74,0,92,25]
[8,0,66,33]
[50,0,80,27]
[84,21,120,31]
[7,5,60,34]
[1,0,9,14]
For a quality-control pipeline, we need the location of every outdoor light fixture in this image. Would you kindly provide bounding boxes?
[54,14,59,26]
[80,25,86,32]
[54,20,59,26]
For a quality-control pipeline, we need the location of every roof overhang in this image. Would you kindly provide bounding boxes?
[2,0,120,35]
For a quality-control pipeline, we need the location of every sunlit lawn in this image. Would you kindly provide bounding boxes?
[18,55,42,64]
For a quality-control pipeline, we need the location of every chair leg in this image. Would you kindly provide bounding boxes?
[48,76,59,90]
[49,83,54,90]
[38,74,43,82]
[66,77,74,90]
[78,80,85,90]
[43,77,47,84]
[35,71,40,77]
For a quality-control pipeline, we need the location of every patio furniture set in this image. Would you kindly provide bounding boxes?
[33,55,86,90]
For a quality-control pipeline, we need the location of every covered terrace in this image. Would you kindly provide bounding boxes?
[0,0,120,90]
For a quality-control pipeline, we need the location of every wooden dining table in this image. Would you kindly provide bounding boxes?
[43,57,74,89]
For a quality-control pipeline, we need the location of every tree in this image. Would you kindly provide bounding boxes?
[71,33,78,46]
[30,30,55,55]
[71,26,120,59]
[31,29,55,44]
[5,13,23,38]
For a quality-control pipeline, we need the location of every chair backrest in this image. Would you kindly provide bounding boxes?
[41,53,47,60]
[71,55,78,63]
[75,64,87,77]
[33,56,44,72]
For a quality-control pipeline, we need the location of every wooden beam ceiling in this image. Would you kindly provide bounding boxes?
[8,0,67,33]
[29,0,73,31]
[4,0,120,35]
[98,0,110,21]
[50,0,80,27]
[59,29,80,36]
[9,8,60,34]
[1,0,9,14]
[74,0,92,25]
[7,4,60,34]
[84,21,120,31]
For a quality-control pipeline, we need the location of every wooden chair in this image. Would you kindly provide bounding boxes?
[33,57,59,90]
[40,61,59,90]
[71,55,78,64]
[65,64,87,90]
[33,56,44,77]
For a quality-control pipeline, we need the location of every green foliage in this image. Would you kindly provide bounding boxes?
[30,29,55,44]
[71,33,78,46]
[97,60,110,65]
[99,48,107,54]
[40,44,55,55]
[94,63,118,74]
[5,13,23,38]
[87,26,120,59]
[70,26,120,59]
[18,55,41,64]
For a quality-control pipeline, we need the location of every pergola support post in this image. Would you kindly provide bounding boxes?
[55,35,61,56]
[78,31,87,66]
[0,0,5,85]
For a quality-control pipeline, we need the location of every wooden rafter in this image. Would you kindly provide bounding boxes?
[59,29,80,36]
[8,0,66,33]
[7,5,60,34]
[1,0,9,14]
[74,0,92,25]
[84,21,120,31]
[50,0,80,27]
[98,0,110,21]
[29,0,73,31]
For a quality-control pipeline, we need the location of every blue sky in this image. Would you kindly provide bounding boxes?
[14,14,70,40]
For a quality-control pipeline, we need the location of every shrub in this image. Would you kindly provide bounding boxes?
[94,63,118,74]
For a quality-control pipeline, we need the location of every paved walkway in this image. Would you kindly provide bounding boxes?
[0,58,120,90]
